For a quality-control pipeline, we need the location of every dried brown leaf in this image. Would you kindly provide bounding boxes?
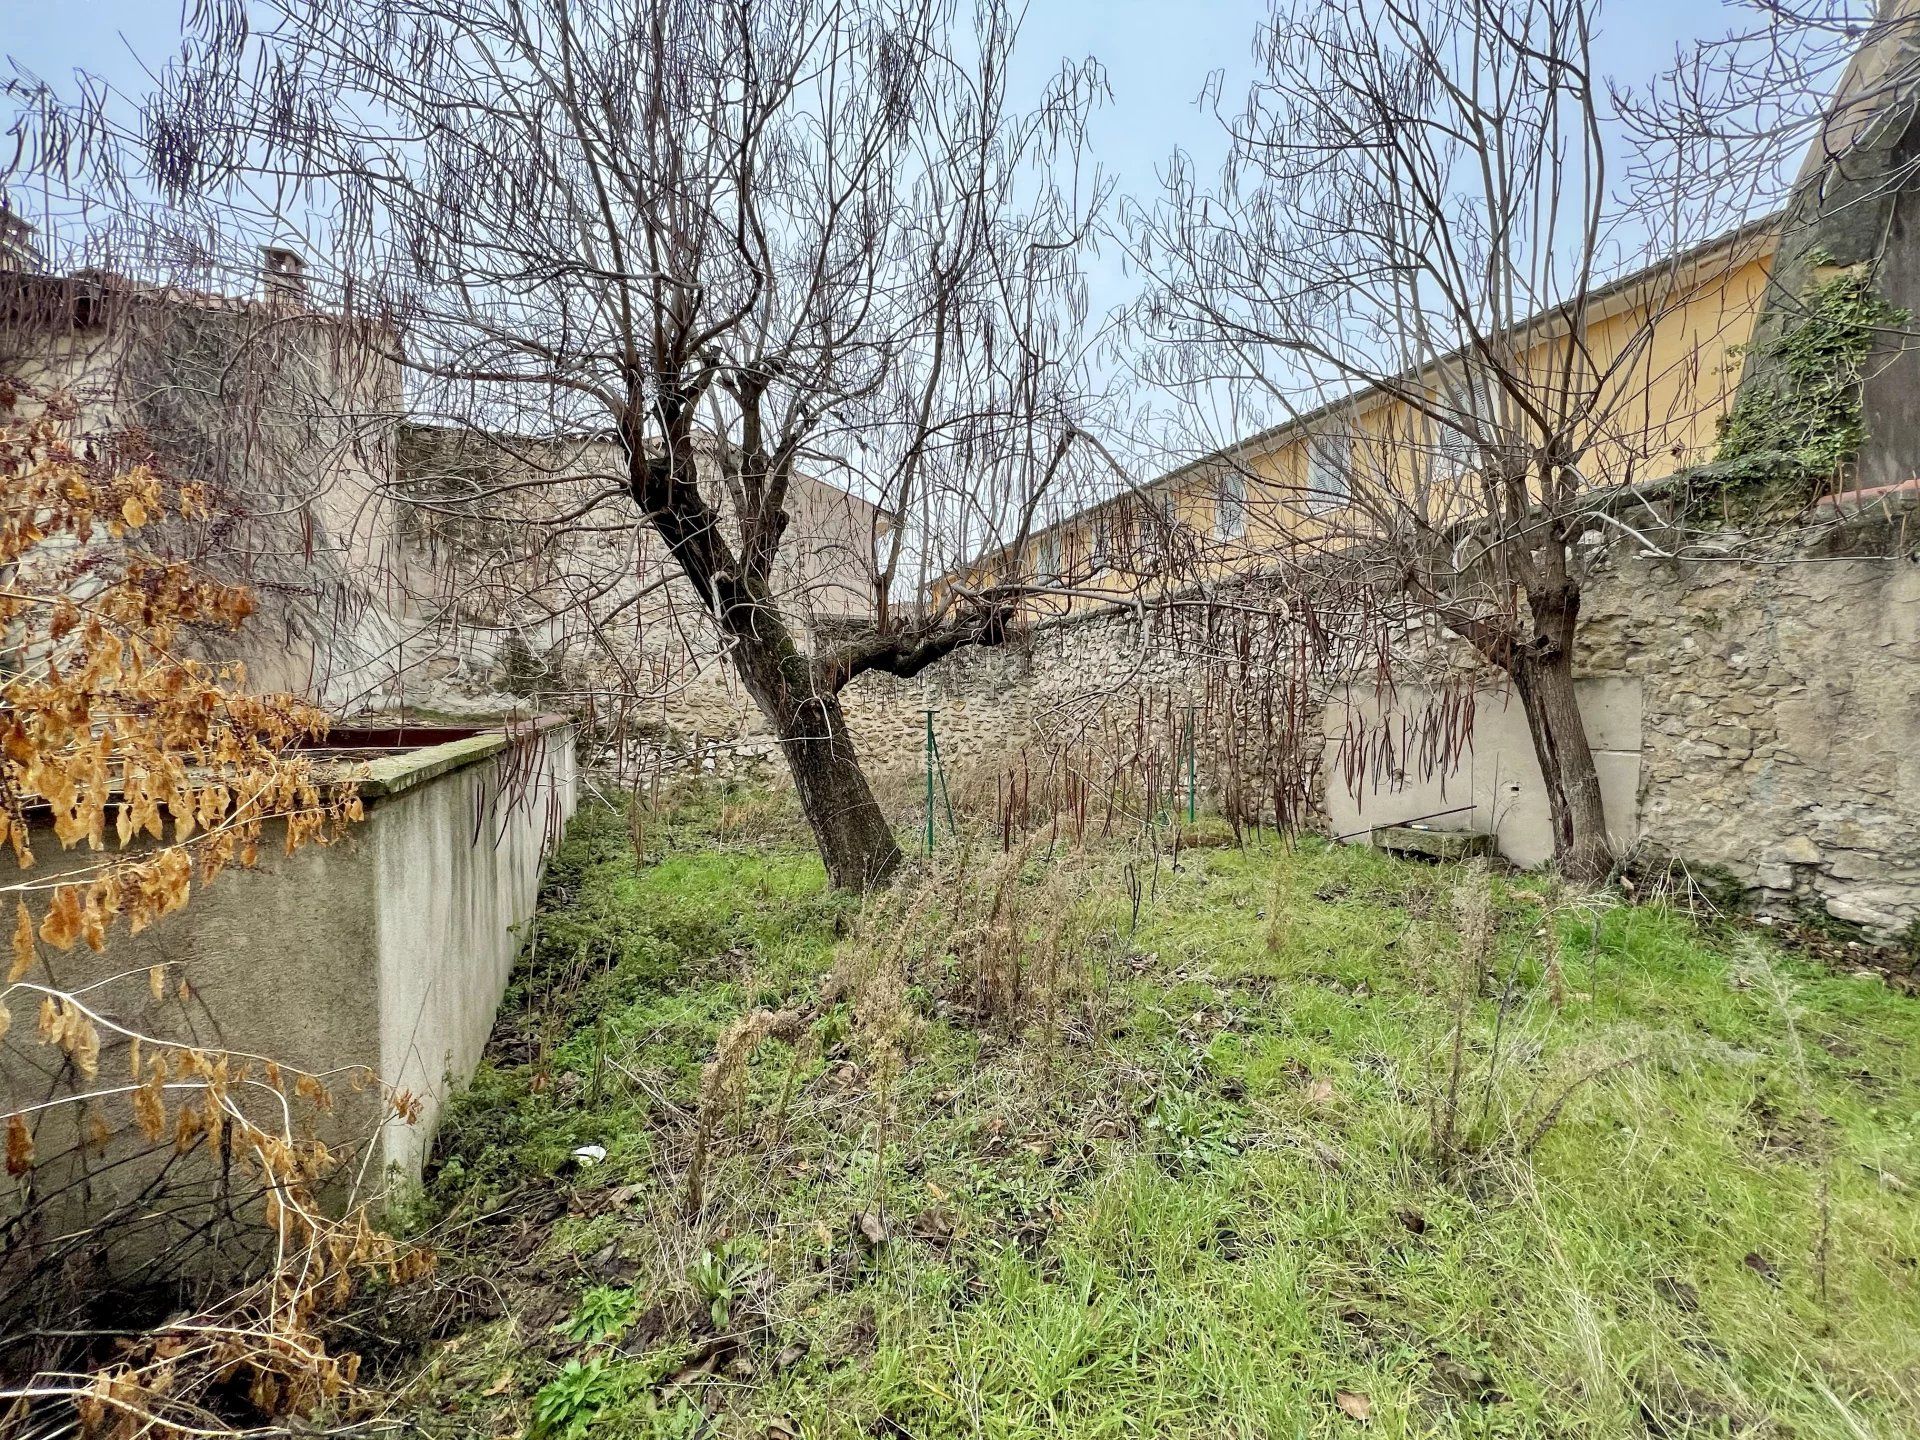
[6,1112,32,1174]
[9,901,32,981]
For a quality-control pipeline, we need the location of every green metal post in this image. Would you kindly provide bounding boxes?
[1184,703,1198,823]
[923,709,936,856]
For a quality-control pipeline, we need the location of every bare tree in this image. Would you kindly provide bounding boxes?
[15,0,1110,888]
[1128,0,1782,882]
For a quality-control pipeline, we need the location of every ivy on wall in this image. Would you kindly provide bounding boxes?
[1706,253,1910,506]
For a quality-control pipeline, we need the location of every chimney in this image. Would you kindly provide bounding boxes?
[261,245,307,301]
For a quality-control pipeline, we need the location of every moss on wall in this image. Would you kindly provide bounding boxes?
[1705,256,1910,511]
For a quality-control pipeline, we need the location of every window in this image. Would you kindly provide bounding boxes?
[1434,365,1499,476]
[1216,470,1247,538]
[1305,428,1351,514]
[1036,532,1061,580]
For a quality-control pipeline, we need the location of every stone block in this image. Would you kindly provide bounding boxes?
[1762,835,1823,866]
[1822,889,1910,933]
[1372,825,1495,861]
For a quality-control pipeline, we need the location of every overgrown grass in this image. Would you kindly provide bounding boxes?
[389,788,1920,1439]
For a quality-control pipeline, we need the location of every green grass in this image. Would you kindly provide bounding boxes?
[391,789,1920,1440]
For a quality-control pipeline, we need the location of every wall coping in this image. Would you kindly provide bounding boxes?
[984,477,1920,651]
[335,732,508,800]
[319,716,569,801]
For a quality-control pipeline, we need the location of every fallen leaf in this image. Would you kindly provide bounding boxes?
[481,1369,515,1396]
[663,1353,718,1391]
[1336,1390,1372,1421]
[1306,1078,1335,1105]
[910,1207,956,1242]
[853,1209,889,1246]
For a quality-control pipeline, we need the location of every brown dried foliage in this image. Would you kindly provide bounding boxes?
[0,411,415,1437]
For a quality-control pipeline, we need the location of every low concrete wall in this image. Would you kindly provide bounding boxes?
[1318,678,1644,869]
[1,720,576,1235]
[357,722,577,1174]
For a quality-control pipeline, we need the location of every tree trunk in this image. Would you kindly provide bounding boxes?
[715,613,903,890]
[770,690,903,890]
[628,440,902,891]
[1510,642,1612,886]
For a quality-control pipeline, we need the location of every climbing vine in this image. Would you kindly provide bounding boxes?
[1708,254,1911,505]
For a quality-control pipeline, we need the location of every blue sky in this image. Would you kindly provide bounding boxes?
[5,0,1756,243]
[2,0,1771,482]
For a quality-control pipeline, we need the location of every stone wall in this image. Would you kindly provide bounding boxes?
[647,503,1920,939]
[641,600,1318,830]
[1578,495,1920,934]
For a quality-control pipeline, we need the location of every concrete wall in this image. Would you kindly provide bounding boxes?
[0,721,576,1253]
[1317,677,1644,869]
[364,723,577,1174]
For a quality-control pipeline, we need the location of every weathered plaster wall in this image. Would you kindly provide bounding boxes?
[388,422,892,723]
[0,722,577,1266]
[0,285,415,712]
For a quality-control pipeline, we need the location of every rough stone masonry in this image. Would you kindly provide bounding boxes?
[610,495,1920,941]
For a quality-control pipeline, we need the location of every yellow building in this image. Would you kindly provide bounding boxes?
[952,217,1780,610]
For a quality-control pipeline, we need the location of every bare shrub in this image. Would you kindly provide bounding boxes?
[1421,862,1643,1175]
[0,413,424,1435]
[683,1006,810,1219]
[1429,861,1496,1167]
[837,840,1104,1041]
[0,988,430,1437]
